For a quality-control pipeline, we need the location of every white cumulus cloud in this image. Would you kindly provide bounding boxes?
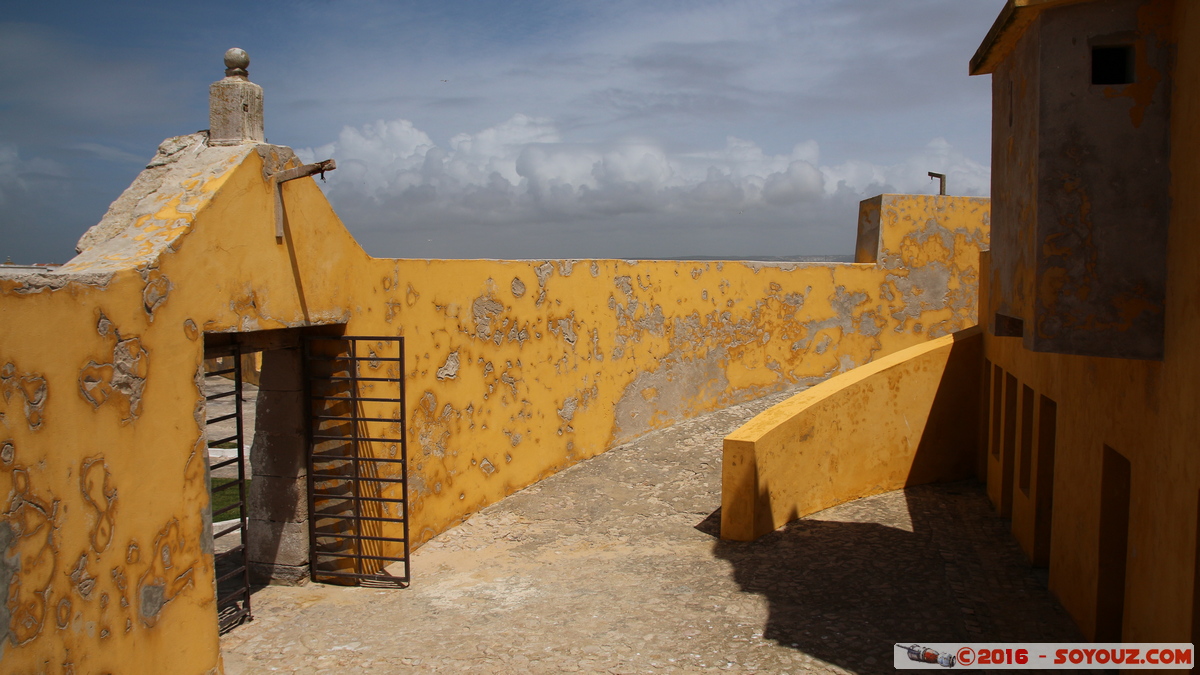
[297,115,988,259]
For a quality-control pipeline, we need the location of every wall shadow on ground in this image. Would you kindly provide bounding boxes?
[710,481,1082,674]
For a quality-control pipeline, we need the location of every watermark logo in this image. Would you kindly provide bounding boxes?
[894,643,1194,669]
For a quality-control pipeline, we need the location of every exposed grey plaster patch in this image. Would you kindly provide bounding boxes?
[793,286,868,351]
[813,334,833,354]
[472,295,505,340]
[140,583,165,620]
[139,267,172,321]
[510,277,526,298]
[557,397,578,422]
[0,269,115,293]
[195,449,214,557]
[509,433,522,447]
[591,329,604,362]
[551,316,577,347]
[148,133,205,169]
[499,373,519,397]
[633,305,666,337]
[483,362,494,377]
[506,323,530,346]
[73,132,239,256]
[436,350,460,380]
[590,262,600,277]
[97,311,114,337]
[409,475,430,497]
[193,364,206,431]
[1,365,48,431]
[56,597,73,630]
[838,354,857,373]
[0,441,12,465]
[110,338,149,421]
[859,310,885,338]
[831,286,869,316]
[783,292,807,308]
[383,299,403,323]
[2,473,61,649]
[887,263,951,331]
[557,260,576,276]
[69,554,97,599]
[80,456,117,554]
[927,323,952,339]
[254,144,300,177]
[534,262,554,306]
[0,521,16,654]
[413,391,453,457]
[613,276,634,300]
[479,458,496,475]
[612,347,731,443]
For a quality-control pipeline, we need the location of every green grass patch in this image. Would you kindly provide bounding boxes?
[210,478,251,522]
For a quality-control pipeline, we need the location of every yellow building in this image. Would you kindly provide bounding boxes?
[719,0,1198,645]
[0,49,989,671]
[972,0,1196,643]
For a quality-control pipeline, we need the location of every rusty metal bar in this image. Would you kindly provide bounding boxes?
[348,337,363,579]
[304,335,409,588]
[310,455,405,465]
[311,375,402,383]
[205,346,253,634]
[928,171,947,196]
[272,160,336,239]
[311,434,404,443]
[310,473,405,484]
[308,355,404,363]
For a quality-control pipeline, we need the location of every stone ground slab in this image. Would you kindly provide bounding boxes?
[219,389,1081,674]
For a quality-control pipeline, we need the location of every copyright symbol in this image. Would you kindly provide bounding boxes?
[957,647,975,666]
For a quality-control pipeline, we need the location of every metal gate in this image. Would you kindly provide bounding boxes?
[204,348,253,632]
[304,335,410,587]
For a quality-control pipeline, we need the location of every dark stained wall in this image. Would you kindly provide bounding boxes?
[988,18,1041,337]
[1033,0,1172,359]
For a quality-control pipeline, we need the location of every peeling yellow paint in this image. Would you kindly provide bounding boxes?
[0,142,987,672]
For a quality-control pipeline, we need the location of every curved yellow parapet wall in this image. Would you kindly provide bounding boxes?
[721,325,983,541]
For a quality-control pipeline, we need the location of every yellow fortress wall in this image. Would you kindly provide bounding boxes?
[0,124,987,672]
[721,325,983,541]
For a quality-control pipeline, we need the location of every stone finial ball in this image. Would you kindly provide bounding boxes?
[224,48,250,71]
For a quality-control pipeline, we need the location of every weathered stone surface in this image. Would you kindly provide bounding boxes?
[249,476,307,523]
[249,562,309,587]
[209,72,264,146]
[258,349,304,392]
[221,390,1079,673]
[247,519,309,567]
[253,391,306,436]
[249,431,307,479]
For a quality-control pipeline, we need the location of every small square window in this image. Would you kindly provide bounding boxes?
[1092,45,1134,85]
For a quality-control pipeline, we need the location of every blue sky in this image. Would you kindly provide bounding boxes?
[1,0,1002,263]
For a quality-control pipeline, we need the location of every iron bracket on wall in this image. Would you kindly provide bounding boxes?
[271,159,336,239]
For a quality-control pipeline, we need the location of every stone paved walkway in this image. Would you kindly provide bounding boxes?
[219,389,1081,674]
